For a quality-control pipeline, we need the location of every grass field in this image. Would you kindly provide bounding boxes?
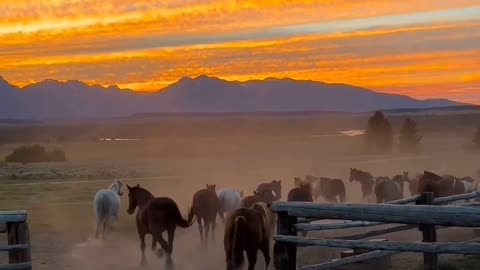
[0,112,479,269]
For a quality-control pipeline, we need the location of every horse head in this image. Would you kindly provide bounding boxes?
[126,184,141,215]
[349,168,357,182]
[116,180,124,196]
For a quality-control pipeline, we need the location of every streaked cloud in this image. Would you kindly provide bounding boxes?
[0,1,479,103]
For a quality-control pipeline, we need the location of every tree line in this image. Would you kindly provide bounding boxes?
[364,111,480,153]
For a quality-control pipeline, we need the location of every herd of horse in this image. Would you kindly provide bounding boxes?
[92,169,479,269]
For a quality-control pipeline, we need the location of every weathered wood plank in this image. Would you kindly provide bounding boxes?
[274,235,480,254]
[7,222,31,264]
[274,212,297,270]
[272,202,480,227]
[0,212,27,223]
[298,238,480,270]
[298,250,399,270]
[433,191,480,205]
[0,262,32,270]
[331,224,417,240]
[387,195,421,205]
[295,221,384,231]
[0,245,29,252]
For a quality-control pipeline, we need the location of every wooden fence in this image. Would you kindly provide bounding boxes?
[272,191,480,270]
[0,211,31,270]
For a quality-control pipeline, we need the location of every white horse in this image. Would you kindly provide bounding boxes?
[217,188,243,220]
[94,180,123,239]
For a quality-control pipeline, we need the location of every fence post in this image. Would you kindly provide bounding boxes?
[416,192,437,270]
[274,212,297,270]
[7,221,31,268]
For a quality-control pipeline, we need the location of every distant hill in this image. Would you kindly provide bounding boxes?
[0,75,465,119]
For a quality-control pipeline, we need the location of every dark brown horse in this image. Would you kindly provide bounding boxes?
[312,176,346,203]
[288,179,313,202]
[349,168,375,201]
[126,184,195,268]
[288,179,312,237]
[191,184,221,242]
[417,171,463,198]
[224,202,272,270]
[255,180,282,201]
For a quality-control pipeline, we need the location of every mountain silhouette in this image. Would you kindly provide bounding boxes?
[0,75,464,119]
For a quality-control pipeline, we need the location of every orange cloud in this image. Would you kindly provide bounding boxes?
[1,1,479,103]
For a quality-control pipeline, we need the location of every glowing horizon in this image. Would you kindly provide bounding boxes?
[1,1,479,103]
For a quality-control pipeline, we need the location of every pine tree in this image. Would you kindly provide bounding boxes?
[399,117,422,152]
[473,127,480,148]
[365,111,393,153]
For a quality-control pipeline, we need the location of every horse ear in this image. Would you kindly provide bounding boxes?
[126,184,132,190]
[136,184,140,187]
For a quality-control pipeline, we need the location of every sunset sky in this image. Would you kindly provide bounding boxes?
[1,1,479,103]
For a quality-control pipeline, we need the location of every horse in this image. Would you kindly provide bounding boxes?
[443,175,475,202]
[407,173,422,196]
[288,179,313,236]
[126,184,195,268]
[224,202,272,270]
[374,177,403,203]
[93,180,123,239]
[417,171,460,199]
[349,168,375,202]
[241,189,277,208]
[217,188,243,220]
[288,179,313,202]
[191,184,221,242]
[321,177,346,203]
[255,180,282,201]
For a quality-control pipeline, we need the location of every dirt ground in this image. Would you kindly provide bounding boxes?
[1,114,479,269]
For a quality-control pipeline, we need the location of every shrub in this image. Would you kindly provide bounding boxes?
[5,145,67,164]
[365,111,393,153]
[399,117,422,152]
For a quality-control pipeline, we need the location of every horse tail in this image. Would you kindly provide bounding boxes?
[94,192,109,222]
[175,204,195,228]
[231,216,247,268]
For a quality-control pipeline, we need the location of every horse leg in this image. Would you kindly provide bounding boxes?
[204,219,210,242]
[102,220,107,239]
[260,240,271,270]
[166,226,176,269]
[155,230,174,269]
[95,219,101,239]
[197,217,204,241]
[211,217,216,241]
[246,247,258,270]
[139,232,147,266]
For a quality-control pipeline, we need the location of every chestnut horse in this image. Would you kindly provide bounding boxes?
[224,202,272,270]
[126,184,195,268]
[255,180,282,201]
[190,184,221,242]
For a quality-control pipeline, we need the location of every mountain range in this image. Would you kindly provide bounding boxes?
[0,75,464,119]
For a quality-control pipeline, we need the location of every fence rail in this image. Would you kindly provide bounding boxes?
[0,211,31,270]
[272,190,480,270]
